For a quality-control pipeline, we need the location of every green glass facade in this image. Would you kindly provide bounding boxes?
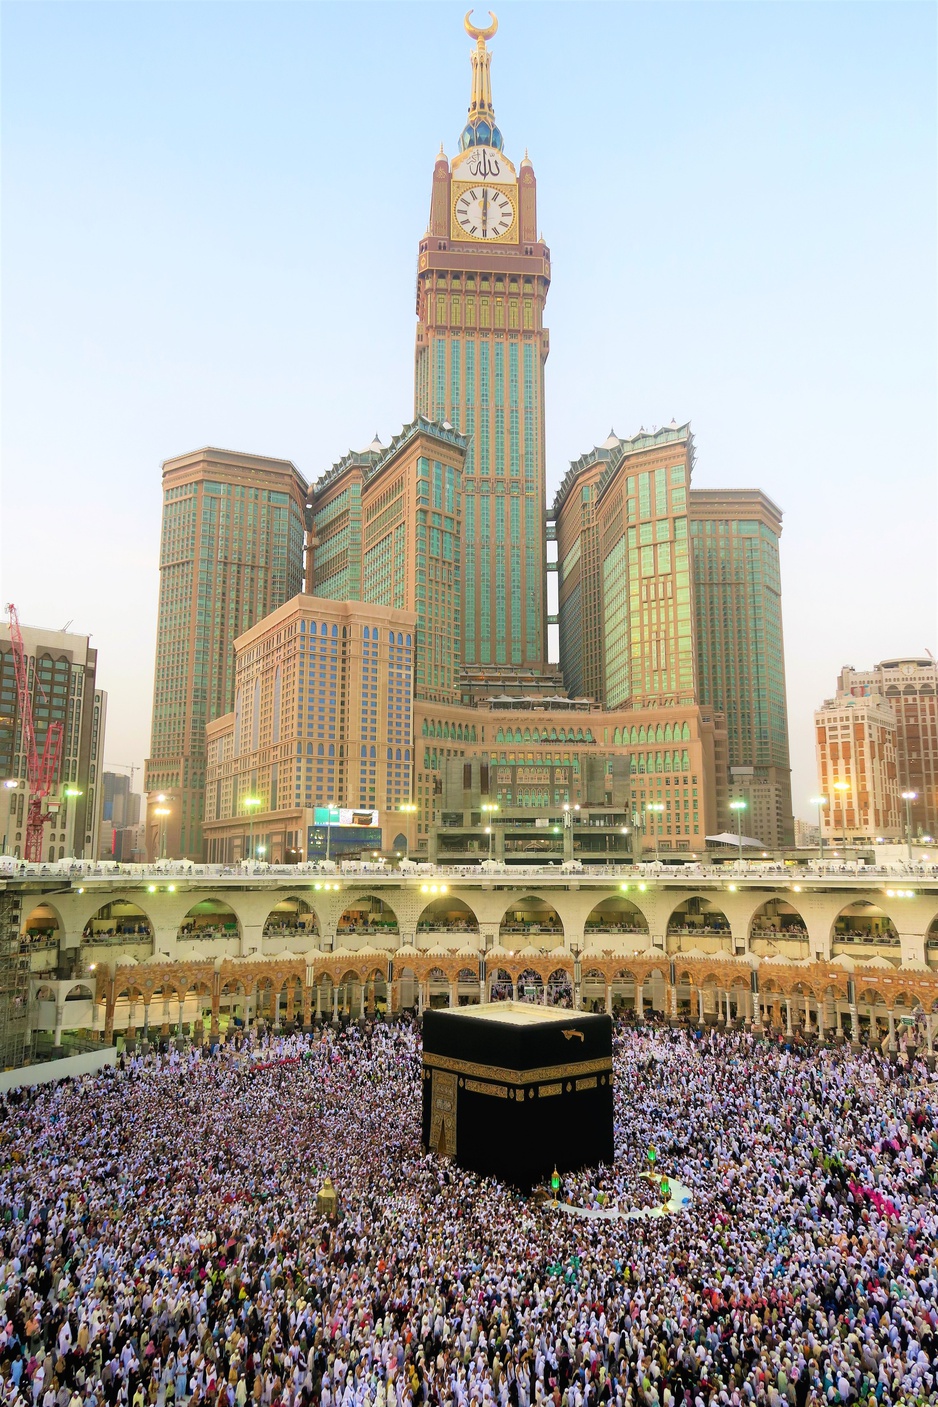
[146,451,306,858]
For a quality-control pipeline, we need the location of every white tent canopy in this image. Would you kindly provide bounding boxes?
[705,832,765,848]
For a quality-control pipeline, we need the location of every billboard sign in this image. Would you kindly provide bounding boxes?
[307,825,383,859]
[313,807,379,828]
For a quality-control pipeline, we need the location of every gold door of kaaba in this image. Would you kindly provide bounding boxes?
[429,1068,458,1156]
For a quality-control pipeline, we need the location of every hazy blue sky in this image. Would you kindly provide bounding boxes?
[2,0,935,819]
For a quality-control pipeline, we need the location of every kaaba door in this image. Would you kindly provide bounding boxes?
[429,1069,457,1156]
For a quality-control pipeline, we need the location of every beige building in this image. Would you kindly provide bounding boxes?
[411,695,727,856]
[838,658,938,839]
[815,692,900,843]
[203,595,417,862]
[144,447,308,860]
[0,623,105,861]
[308,418,466,706]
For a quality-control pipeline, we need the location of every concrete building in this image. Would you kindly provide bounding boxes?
[838,658,938,839]
[690,489,792,847]
[414,21,551,677]
[0,623,105,861]
[202,595,417,863]
[412,695,727,857]
[307,418,467,705]
[144,447,308,860]
[815,691,900,843]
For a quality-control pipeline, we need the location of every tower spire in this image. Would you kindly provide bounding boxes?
[460,11,503,152]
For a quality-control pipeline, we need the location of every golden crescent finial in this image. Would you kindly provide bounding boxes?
[464,10,498,43]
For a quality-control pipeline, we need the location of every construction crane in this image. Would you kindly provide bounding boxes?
[4,603,64,862]
[108,763,140,790]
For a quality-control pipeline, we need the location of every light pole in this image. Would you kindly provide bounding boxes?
[809,796,828,862]
[901,791,918,862]
[729,798,747,869]
[243,796,261,862]
[398,802,417,857]
[833,781,850,849]
[481,802,498,862]
[645,802,664,862]
[154,806,170,860]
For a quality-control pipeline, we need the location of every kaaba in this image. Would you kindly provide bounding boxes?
[421,1003,614,1186]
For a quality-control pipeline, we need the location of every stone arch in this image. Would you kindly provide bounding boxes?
[831,900,899,952]
[82,899,154,947]
[218,977,249,1030]
[667,896,731,938]
[456,966,481,1005]
[748,898,808,957]
[416,894,479,933]
[546,966,572,1006]
[21,901,62,942]
[178,897,241,942]
[516,968,544,1003]
[488,967,514,1001]
[426,966,450,1009]
[335,968,362,1018]
[362,965,388,1016]
[498,894,564,942]
[263,896,320,940]
[585,896,649,935]
[337,893,399,937]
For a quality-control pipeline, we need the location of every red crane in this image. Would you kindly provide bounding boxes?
[5,603,64,862]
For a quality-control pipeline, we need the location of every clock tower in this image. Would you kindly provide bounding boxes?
[415,12,551,679]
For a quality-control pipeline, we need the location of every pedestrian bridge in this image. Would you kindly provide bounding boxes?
[6,863,938,1051]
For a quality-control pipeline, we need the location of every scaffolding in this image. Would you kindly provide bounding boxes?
[0,888,29,1070]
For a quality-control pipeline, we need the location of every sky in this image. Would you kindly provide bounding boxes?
[2,0,935,820]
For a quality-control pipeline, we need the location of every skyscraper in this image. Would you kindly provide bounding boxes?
[0,623,105,861]
[554,424,697,711]
[413,15,550,677]
[838,657,938,838]
[814,690,900,843]
[144,447,307,859]
[307,418,467,705]
[690,489,793,847]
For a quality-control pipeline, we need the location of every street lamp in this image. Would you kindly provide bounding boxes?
[481,802,498,862]
[645,802,665,862]
[809,796,828,862]
[154,806,171,860]
[398,801,417,857]
[901,791,918,862]
[729,798,747,869]
[833,781,850,847]
[243,796,261,862]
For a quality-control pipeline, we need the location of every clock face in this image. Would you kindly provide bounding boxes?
[454,186,515,240]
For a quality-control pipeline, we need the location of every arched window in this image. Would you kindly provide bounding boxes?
[406,634,412,646]
[664,723,672,743]
[630,726,638,743]
[638,726,646,743]
[682,721,691,740]
[387,748,393,761]
[682,749,690,770]
[328,744,335,757]
[331,624,338,637]
[398,632,404,645]
[370,746,376,759]
[321,622,328,636]
[613,728,621,745]
[396,748,402,760]
[422,720,428,736]
[317,743,324,756]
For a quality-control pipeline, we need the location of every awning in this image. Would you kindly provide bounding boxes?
[705,831,765,848]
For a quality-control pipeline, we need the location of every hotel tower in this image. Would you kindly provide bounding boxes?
[414,14,550,681]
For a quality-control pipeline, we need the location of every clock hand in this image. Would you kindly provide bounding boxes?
[482,188,488,235]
